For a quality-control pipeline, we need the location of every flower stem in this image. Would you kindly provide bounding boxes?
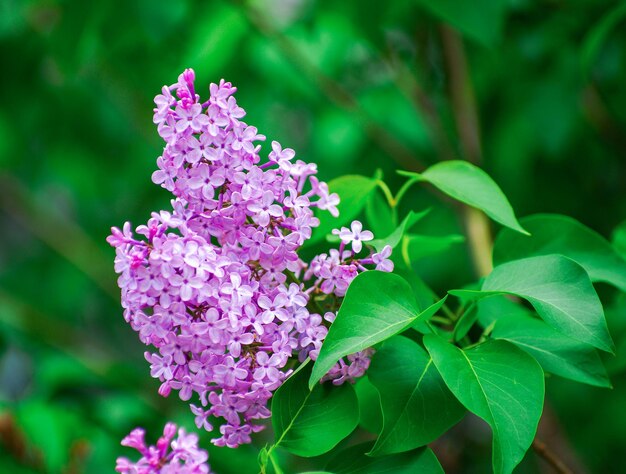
[393,176,420,209]
[375,179,395,208]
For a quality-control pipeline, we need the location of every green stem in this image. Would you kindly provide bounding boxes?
[376,179,399,225]
[376,179,395,208]
[430,315,453,326]
[425,286,456,322]
[393,176,420,209]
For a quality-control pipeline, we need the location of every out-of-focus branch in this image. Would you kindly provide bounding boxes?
[533,438,575,474]
[0,412,43,470]
[440,24,492,277]
[440,26,482,165]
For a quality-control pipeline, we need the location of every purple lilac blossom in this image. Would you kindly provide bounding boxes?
[332,221,374,253]
[108,69,394,448]
[116,422,212,474]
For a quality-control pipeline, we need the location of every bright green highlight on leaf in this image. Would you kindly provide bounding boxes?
[312,174,377,243]
[271,362,359,457]
[309,271,445,388]
[424,336,544,474]
[400,160,528,235]
[450,255,614,353]
[328,442,443,474]
[492,314,611,388]
[493,214,626,292]
[368,336,465,455]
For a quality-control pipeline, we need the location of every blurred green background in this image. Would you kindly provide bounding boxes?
[0,0,625,472]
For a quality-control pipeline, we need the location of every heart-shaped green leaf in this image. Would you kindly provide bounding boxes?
[355,376,383,435]
[424,335,544,474]
[272,362,358,457]
[309,271,446,388]
[328,442,443,474]
[368,336,465,455]
[450,255,614,353]
[492,314,611,388]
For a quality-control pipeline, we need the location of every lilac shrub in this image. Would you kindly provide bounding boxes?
[108,69,393,448]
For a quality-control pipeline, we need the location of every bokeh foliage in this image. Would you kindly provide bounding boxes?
[0,0,625,472]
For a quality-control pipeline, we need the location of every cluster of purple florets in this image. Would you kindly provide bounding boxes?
[116,423,211,474]
[108,69,393,448]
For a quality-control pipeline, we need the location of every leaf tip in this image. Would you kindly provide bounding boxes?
[397,170,420,178]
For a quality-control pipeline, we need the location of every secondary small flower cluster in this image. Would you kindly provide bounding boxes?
[116,423,211,474]
[108,69,393,448]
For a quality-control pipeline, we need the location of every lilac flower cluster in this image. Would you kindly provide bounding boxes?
[116,423,211,474]
[108,69,393,447]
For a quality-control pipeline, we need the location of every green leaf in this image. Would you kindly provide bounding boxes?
[370,209,431,251]
[423,336,544,474]
[328,443,443,474]
[492,314,611,388]
[272,362,358,457]
[393,265,438,312]
[493,214,626,292]
[400,161,528,235]
[312,175,378,243]
[309,271,444,388]
[450,255,614,353]
[410,298,448,331]
[309,271,418,387]
[415,0,507,47]
[355,376,383,434]
[453,303,478,342]
[475,295,532,328]
[368,336,465,455]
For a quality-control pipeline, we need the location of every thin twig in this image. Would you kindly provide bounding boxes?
[533,438,575,474]
[440,25,482,166]
[0,412,43,470]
